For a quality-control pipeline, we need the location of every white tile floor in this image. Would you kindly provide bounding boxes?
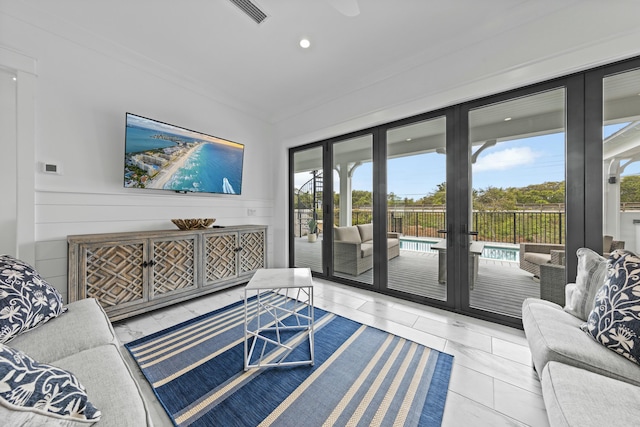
[114,278,549,427]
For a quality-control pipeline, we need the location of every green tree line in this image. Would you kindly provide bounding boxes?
[296,176,640,211]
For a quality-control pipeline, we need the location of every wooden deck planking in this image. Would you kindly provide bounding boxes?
[294,237,539,319]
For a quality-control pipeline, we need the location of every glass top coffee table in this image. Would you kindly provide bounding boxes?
[243,268,314,370]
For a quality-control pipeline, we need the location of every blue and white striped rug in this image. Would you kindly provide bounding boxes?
[125,295,453,427]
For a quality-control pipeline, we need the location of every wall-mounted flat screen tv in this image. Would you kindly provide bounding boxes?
[123,113,244,195]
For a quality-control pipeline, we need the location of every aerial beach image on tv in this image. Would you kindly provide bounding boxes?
[123,113,244,194]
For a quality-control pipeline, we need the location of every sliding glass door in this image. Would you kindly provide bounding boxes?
[332,134,374,286]
[602,67,640,255]
[289,55,640,327]
[386,116,447,301]
[466,88,566,318]
[292,146,324,274]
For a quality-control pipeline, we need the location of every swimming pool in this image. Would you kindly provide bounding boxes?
[399,238,519,262]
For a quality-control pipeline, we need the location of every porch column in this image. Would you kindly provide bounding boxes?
[336,162,362,227]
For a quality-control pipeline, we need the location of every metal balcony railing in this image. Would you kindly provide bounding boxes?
[294,208,566,244]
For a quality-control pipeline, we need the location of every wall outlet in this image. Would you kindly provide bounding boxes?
[40,162,63,175]
[247,209,257,216]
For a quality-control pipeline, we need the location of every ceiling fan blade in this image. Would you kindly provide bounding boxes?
[325,0,360,17]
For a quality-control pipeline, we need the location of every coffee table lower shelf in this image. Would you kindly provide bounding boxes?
[243,268,314,370]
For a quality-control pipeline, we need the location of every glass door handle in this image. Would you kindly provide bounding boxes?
[438,225,453,247]
[461,225,479,244]
[461,223,478,235]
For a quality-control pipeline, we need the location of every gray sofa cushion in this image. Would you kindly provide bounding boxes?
[542,361,640,427]
[522,298,640,386]
[53,344,152,427]
[335,226,361,243]
[9,298,115,364]
[564,248,607,321]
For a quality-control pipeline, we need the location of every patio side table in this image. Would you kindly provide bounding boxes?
[432,240,485,289]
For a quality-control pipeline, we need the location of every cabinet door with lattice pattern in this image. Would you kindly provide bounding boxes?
[149,235,197,299]
[239,230,266,274]
[81,240,147,310]
[204,232,239,286]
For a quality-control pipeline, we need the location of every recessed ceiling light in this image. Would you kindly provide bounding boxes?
[12,77,17,81]
[504,117,512,121]
[299,38,311,49]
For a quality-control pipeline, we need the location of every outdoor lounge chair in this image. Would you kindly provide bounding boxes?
[519,243,565,277]
[333,223,400,276]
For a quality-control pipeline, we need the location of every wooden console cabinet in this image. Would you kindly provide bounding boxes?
[68,225,267,321]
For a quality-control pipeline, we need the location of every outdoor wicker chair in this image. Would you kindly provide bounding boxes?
[538,236,625,306]
[539,263,566,305]
[519,243,565,277]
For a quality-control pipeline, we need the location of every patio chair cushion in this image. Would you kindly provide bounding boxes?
[357,223,374,243]
[357,238,399,259]
[335,226,361,243]
[524,252,551,266]
[360,242,373,258]
[564,248,607,321]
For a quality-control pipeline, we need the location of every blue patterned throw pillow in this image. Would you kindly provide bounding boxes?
[582,250,640,365]
[0,255,67,343]
[0,344,101,424]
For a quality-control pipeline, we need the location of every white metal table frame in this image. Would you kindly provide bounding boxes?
[243,268,314,370]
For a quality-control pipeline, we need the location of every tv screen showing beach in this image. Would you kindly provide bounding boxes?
[123,113,244,195]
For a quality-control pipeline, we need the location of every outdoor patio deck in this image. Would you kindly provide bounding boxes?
[294,237,540,319]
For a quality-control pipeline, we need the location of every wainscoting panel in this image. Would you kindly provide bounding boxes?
[34,190,274,302]
[35,239,68,301]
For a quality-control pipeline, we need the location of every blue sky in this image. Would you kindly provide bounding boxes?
[354,133,566,198]
[295,123,638,198]
[348,123,637,199]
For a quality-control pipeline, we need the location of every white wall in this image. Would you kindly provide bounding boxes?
[0,67,17,256]
[1,10,276,300]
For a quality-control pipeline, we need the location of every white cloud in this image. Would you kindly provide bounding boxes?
[473,146,540,172]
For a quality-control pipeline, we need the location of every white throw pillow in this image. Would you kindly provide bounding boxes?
[0,344,101,425]
[563,248,607,321]
[0,255,67,343]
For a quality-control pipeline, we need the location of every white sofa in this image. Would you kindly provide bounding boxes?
[333,223,400,275]
[5,298,153,426]
[522,248,640,426]
[0,254,152,426]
